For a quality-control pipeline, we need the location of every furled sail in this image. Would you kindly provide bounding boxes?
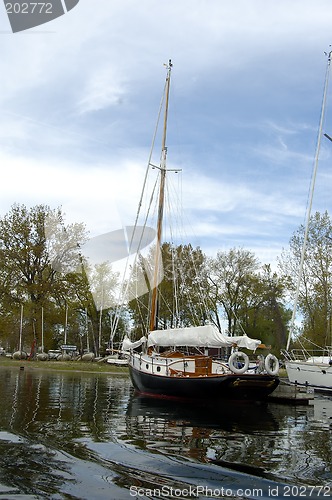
[147,324,261,351]
[122,336,147,351]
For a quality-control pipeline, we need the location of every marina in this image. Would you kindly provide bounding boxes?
[1,2,332,499]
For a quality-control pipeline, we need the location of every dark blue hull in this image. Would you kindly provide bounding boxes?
[129,365,279,401]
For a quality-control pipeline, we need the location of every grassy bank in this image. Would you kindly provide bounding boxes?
[0,355,129,374]
[0,356,287,379]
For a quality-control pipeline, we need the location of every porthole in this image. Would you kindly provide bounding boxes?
[157,366,161,372]
[146,364,149,370]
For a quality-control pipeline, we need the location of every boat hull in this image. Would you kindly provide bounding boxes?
[285,360,332,391]
[129,365,279,401]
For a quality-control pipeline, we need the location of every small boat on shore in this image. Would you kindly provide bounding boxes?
[107,356,128,367]
[106,347,129,366]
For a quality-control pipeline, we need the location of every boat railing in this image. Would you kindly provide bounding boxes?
[281,347,332,361]
[132,352,187,375]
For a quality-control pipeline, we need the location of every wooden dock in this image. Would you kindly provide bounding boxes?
[267,380,314,405]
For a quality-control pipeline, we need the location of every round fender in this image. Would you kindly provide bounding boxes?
[264,354,279,376]
[228,351,249,374]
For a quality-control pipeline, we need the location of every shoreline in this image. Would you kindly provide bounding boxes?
[0,357,288,379]
[0,356,129,375]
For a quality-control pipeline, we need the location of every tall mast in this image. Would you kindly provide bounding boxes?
[149,60,172,332]
[286,50,332,350]
[19,304,23,352]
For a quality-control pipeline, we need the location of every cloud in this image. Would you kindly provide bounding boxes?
[76,68,128,114]
[0,0,332,269]
[0,145,167,241]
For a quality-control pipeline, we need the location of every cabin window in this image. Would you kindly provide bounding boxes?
[146,364,149,370]
[156,366,161,372]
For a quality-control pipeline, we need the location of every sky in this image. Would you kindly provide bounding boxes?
[1,0,332,270]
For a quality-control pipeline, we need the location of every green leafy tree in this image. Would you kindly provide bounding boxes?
[0,204,87,351]
[209,249,289,350]
[209,248,260,335]
[240,264,290,350]
[128,242,209,337]
[279,210,332,347]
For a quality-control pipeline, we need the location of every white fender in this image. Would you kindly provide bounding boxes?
[264,354,279,376]
[228,351,249,374]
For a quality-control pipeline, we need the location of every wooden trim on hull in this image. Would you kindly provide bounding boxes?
[129,365,279,401]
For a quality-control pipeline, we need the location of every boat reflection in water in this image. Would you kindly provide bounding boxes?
[126,394,282,469]
[123,392,330,490]
[127,393,280,432]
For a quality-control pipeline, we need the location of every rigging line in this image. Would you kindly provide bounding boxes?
[110,175,160,339]
[149,61,173,332]
[157,288,176,321]
[188,298,203,325]
[109,78,167,340]
[162,182,180,322]
[171,244,180,323]
[126,257,150,335]
[129,78,167,251]
[135,295,150,336]
[165,170,182,225]
[296,335,320,355]
[168,175,204,322]
[175,252,202,324]
[110,173,161,340]
[287,51,332,351]
[165,187,199,326]
[113,63,173,339]
[192,253,210,315]
[182,245,209,322]
[166,174,210,324]
[231,308,248,336]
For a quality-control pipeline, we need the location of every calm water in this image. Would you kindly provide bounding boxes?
[0,366,331,500]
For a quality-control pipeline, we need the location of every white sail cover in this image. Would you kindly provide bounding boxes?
[147,325,261,351]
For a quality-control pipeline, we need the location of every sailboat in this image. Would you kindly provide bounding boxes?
[12,304,27,360]
[124,61,280,401]
[282,51,332,392]
[81,308,95,362]
[36,307,48,361]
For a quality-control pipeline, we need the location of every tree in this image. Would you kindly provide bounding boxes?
[241,264,290,350]
[0,204,87,351]
[128,242,210,337]
[209,249,289,350]
[209,248,259,335]
[75,260,120,355]
[279,210,332,347]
